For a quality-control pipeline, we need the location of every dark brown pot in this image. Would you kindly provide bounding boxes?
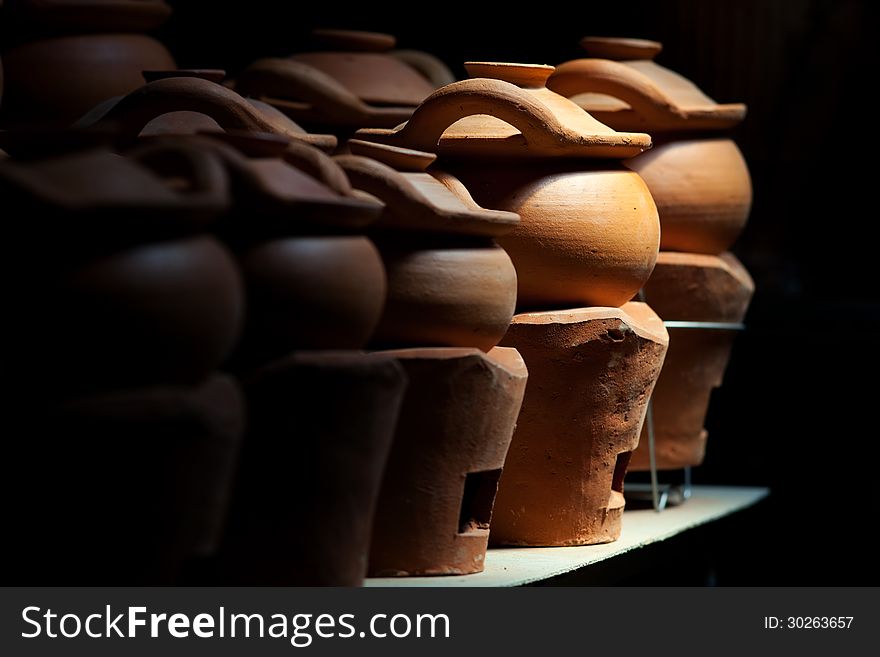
[629,252,754,470]
[2,34,175,123]
[16,235,244,396]
[237,236,386,363]
[5,374,245,584]
[491,302,668,546]
[368,347,527,576]
[219,351,407,586]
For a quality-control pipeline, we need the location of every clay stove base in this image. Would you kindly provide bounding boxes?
[365,485,768,587]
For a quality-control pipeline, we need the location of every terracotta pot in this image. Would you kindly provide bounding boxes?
[154,133,388,365]
[6,374,245,584]
[6,0,173,32]
[368,347,527,576]
[548,37,752,254]
[2,34,175,123]
[19,235,244,395]
[238,236,386,362]
[630,252,754,471]
[235,29,442,131]
[76,76,337,150]
[491,302,668,546]
[336,140,519,351]
[219,351,407,586]
[355,62,659,310]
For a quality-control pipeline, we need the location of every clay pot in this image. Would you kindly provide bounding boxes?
[164,133,388,365]
[219,351,407,586]
[6,374,245,584]
[336,140,519,351]
[355,62,659,310]
[235,29,444,131]
[2,34,176,123]
[491,302,668,546]
[75,76,337,150]
[548,37,752,254]
[630,252,754,471]
[0,146,243,396]
[368,347,528,576]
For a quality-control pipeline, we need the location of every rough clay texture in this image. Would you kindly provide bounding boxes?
[220,351,407,586]
[625,138,752,255]
[368,347,528,576]
[6,374,245,584]
[630,252,755,470]
[451,162,659,310]
[491,302,668,546]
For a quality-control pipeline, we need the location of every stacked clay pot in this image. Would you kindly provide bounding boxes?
[235,29,452,137]
[169,132,410,586]
[1,0,176,123]
[0,144,245,584]
[549,37,754,472]
[334,138,528,576]
[356,62,669,547]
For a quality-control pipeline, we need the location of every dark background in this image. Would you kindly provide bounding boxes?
[163,0,874,585]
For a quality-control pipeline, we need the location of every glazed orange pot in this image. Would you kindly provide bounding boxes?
[549,37,752,254]
[356,62,659,310]
[336,139,518,351]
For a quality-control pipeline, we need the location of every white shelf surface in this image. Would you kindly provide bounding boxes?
[365,485,769,587]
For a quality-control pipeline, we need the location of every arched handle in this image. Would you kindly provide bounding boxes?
[78,77,320,142]
[283,140,353,196]
[235,58,413,128]
[355,77,572,153]
[548,59,746,130]
[125,139,231,211]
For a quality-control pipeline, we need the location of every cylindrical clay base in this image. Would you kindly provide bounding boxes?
[629,252,754,471]
[491,302,668,546]
[368,347,528,576]
[219,351,407,586]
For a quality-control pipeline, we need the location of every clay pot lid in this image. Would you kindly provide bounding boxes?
[355,61,651,160]
[643,251,755,322]
[289,29,436,108]
[75,77,338,151]
[143,69,227,84]
[166,133,382,232]
[548,37,746,132]
[0,147,228,249]
[7,0,172,31]
[337,139,519,237]
[310,29,397,52]
[580,36,663,61]
[235,58,420,130]
[512,302,668,345]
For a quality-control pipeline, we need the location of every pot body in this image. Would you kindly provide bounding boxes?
[450,162,659,310]
[11,235,244,395]
[625,138,752,254]
[2,34,175,122]
[236,236,386,364]
[371,236,517,352]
